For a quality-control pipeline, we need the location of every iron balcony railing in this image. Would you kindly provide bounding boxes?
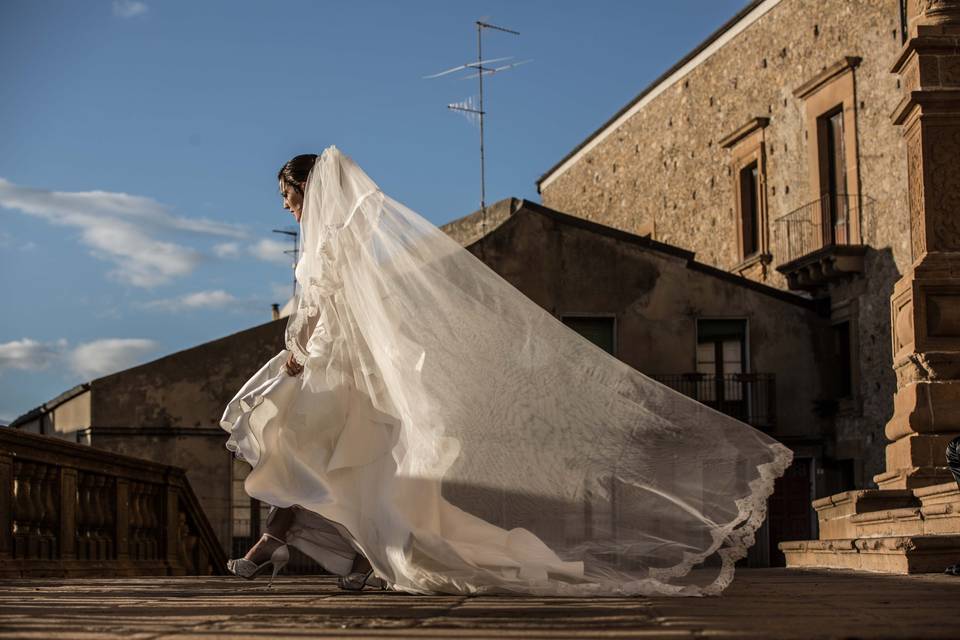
[773,193,873,266]
[651,373,776,431]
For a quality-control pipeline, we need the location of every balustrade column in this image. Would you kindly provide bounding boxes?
[0,455,11,560]
[164,483,182,574]
[115,478,129,561]
[879,0,960,489]
[59,468,77,560]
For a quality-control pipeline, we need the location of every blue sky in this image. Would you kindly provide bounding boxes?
[0,0,747,422]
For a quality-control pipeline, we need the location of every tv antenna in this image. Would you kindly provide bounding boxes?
[272,227,299,297]
[425,20,530,251]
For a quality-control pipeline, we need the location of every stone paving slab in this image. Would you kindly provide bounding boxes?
[0,569,956,639]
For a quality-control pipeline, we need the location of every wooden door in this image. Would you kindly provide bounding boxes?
[768,457,813,567]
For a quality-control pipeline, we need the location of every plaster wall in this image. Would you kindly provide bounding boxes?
[468,207,830,442]
[52,392,90,435]
[90,320,286,428]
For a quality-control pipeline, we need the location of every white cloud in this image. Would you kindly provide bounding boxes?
[251,238,294,265]
[143,289,237,312]
[0,231,37,252]
[0,338,68,372]
[0,336,159,380]
[213,242,241,258]
[69,338,158,378]
[112,1,148,18]
[0,178,247,287]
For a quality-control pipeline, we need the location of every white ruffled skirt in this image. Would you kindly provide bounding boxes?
[220,348,585,592]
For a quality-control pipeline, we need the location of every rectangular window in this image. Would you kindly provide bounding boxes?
[832,320,852,399]
[696,319,747,404]
[818,106,850,244]
[562,316,615,356]
[720,118,769,271]
[739,161,760,257]
[794,58,862,252]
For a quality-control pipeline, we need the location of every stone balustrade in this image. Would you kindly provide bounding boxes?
[0,428,226,577]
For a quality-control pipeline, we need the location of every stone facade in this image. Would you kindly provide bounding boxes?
[539,0,912,487]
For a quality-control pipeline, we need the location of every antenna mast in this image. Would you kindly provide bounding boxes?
[426,20,527,252]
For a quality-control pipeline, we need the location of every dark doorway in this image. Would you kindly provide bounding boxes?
[768,457,814,566]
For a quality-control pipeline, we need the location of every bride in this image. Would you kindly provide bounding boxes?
[220,145,792,596]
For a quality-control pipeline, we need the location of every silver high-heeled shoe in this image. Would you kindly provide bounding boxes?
[337,568,389,591]
[226,532,290,587]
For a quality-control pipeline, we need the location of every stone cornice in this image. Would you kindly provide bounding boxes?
[890,34,960,73]
[891,88,960,127]
[792,56,863,100]
[719,117,770,149]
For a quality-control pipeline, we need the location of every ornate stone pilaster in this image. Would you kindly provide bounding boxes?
[878,0,960,490]
[777,0,960,573]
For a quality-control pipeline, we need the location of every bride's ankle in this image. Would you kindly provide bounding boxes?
[243,532,285,562]
[262,532,287,545]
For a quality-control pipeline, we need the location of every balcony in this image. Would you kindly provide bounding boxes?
[773,193,872,292]
[651,373,776,431]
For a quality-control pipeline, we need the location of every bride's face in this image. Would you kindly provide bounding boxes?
[280,179,304,223]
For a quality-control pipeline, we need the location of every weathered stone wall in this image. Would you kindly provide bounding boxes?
[540,0,910,487]
[541,0,908,279]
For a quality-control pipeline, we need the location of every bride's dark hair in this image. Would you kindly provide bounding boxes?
[278,154,319,195]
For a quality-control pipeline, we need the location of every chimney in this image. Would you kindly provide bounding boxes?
[271,303,280,321]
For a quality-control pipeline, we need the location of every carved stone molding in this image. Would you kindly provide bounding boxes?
[906,128,927,260]
[718,117,770,149]
[907,0,960,38]
[912,0,960,24]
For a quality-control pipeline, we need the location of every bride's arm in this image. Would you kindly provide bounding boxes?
[285,309,321,376]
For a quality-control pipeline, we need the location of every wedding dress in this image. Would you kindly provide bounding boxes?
[220,145,792,596]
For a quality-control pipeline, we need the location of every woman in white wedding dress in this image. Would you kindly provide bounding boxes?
[220,145,793,596]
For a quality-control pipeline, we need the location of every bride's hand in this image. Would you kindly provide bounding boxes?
[284,353,304,376]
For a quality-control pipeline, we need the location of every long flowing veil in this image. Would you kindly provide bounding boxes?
[222,145,793,596]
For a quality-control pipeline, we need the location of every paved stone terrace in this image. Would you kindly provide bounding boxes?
[0,569,956,639]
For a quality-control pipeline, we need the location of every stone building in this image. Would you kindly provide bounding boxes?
[538,0,912,488]
[537,0,960,571]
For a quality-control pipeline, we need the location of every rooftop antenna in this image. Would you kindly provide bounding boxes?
[425,20,529,256]
[272,227,299,297]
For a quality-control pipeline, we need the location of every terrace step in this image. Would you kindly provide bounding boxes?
[780,534,960,574]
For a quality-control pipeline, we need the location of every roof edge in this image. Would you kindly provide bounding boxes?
[508,200,821,311]
[8,382,91,429]
[536,0,782,192]
[8,318,287,428]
